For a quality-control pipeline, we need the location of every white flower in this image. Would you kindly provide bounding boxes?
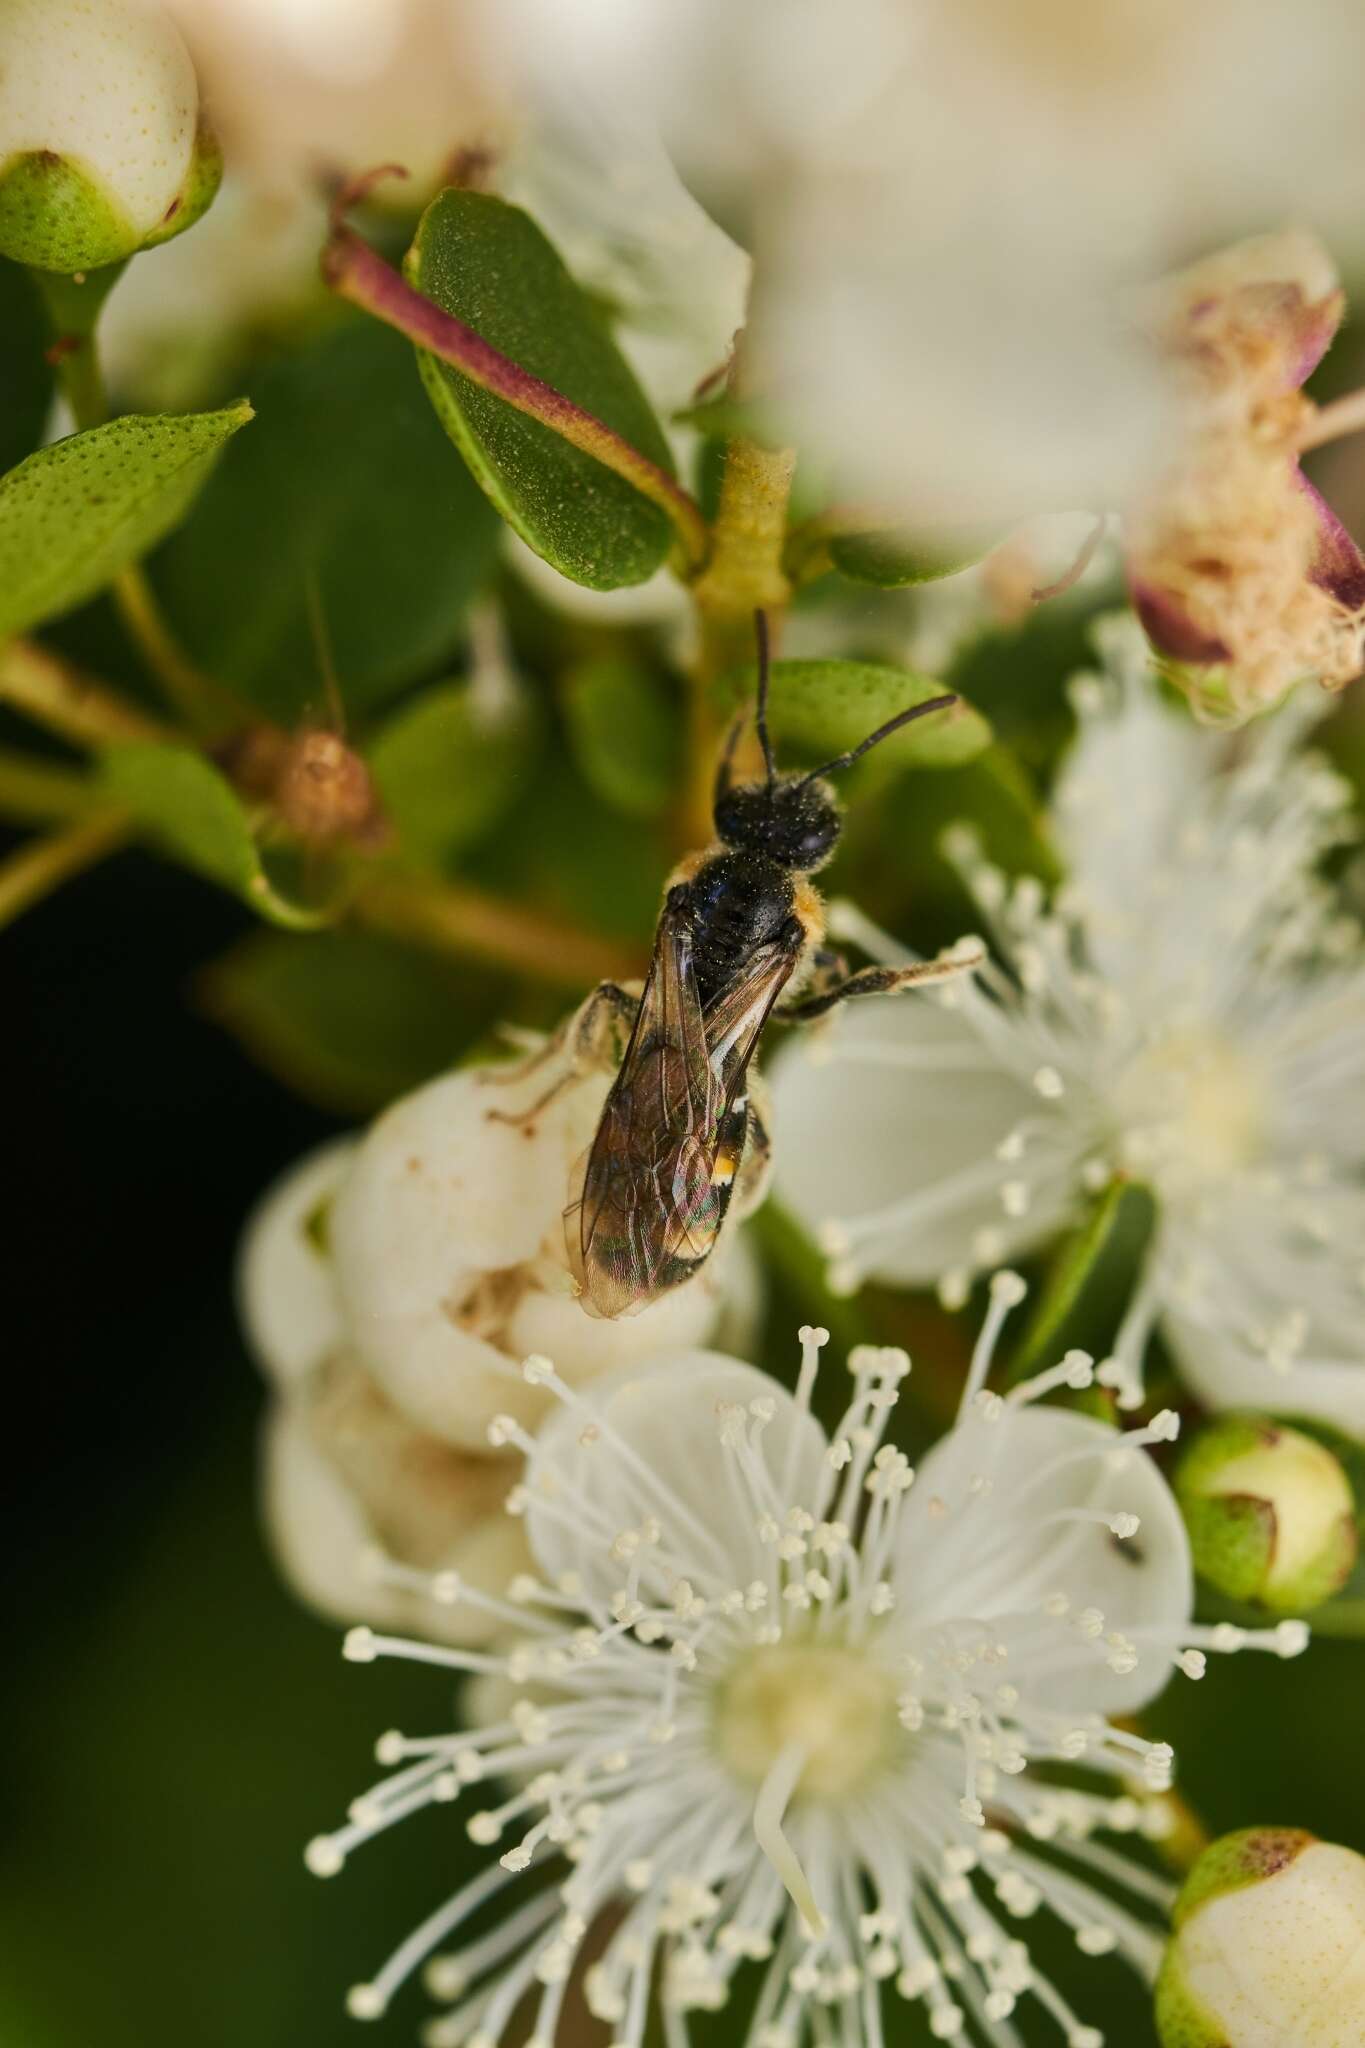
[0,0,218,272]
[304,1275,1306,2042]
[482,0,1365,525]
[239,1026,760,1641]
[771,614,1365,1435]
[1156,1828,1365,2048]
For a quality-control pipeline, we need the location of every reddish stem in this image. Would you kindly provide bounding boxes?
[322,219,709,569]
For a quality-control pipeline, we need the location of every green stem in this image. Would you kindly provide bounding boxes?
[34,265,244,737]
[682,435,797,843]
[0,749,99,823]
[0,639,172,748]
[0,812,131,930]
[354,870,646,991]
[110,563,245,735]
[322,219,710,571]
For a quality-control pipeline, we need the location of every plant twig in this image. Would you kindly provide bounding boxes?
[322,208,709,570]
[0,750,99,824]
[683,437,797,844]
[0,639,172,749]
[0,812,131,930]
[111,564,246,735]
[355,871,645,990]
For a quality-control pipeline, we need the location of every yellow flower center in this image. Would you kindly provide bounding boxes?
[1118,1028,1267,1185]
[715,1641,901,1802]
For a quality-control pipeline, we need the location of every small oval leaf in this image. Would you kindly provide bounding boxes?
[367,681,538,869]
[563,657,680,819]
[0,403,251,640]
[829,523,998,587]
[99,741,328,929]
[718,658,990,770]
[408,191,675,591]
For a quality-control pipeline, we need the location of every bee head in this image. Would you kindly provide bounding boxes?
[713,776,842,871]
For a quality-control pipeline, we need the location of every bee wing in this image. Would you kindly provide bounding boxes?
[571,904,799,1318]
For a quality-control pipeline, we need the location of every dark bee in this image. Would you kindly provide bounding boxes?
[563,612,983,1319]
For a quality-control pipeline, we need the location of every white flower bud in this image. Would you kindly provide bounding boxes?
[263,1361,531,1650]
[328,1037,749,1451]
[0,0,219,272]
[237,1139,353,1390]
[1175,1415,1357,1613]
[1157,1830,1365,2047]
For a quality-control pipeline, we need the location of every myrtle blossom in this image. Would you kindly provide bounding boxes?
[239,1028,760,1642]
[772,614,1365,1436]
[486,0,1365,525]
[305,1279,1306,2046]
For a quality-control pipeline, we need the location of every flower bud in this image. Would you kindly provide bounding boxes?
[330,1022,764,1451]
[1175,1414,1357,1613]
[1156,1829,1365,2047]
[264,1354,531,1650]
[0,0,220,273]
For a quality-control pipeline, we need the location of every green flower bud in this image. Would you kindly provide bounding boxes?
[1175,1413,1357,1613]
[0,0,220,274]
[1156,1828,1365,2046]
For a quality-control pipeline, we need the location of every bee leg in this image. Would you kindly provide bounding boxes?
[571,981,640,1072]
[776,942,984,1022]
[484,981,640,1126]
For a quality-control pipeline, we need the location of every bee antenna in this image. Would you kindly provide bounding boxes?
[798,693,959,785]
[753,608,777,791]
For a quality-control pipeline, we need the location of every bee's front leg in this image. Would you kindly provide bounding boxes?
[776,941,984,1023]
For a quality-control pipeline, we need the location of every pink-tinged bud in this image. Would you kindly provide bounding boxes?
[1126,230,1365,724]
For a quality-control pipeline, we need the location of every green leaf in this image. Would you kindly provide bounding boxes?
[201,927,494,1113]
[829,524,997,587]
[151,320,500,721]
[0,403,250,640]
[562,658,680,818]
[717,658,991,771]
[0,258,53,473]
[99,742,328,929]
[367,680,537,868]
[408,191,675,590]
[1008,1178,1159,1387]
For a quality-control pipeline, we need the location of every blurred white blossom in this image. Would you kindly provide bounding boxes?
[772,615,1365,1434]
[305,1285,1306,2041]
[487,0,1365,526]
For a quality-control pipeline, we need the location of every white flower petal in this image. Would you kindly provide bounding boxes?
[899,1406,1192,1715]
[769,997,1065,1286]
[526,1353,827,1604]
[237,1137,353,1387]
